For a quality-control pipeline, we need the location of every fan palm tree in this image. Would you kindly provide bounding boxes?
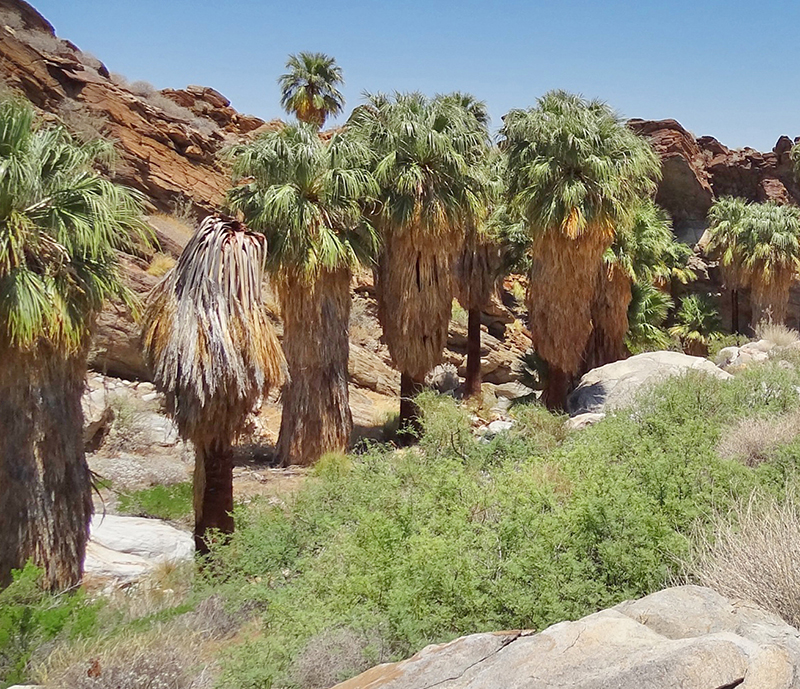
[0,98,147,589]
[584,201,694,370]
[227,123,378,466]
[347,92,489,433]
[705,197,749,333]
[669,293,721,357]
[626,281,674,352]
[501,90,660,408]
[278,52,344,129]
[142,216,285,551]
[707,198,800,327]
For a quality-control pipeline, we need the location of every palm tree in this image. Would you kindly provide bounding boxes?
[705,197,749,333]
[142,216,285,551]
[669,293,721,357]
[347,92,488,433]
[707,198,800,327]
[501,90,660,408]
[626,282,674,352]
[0,98,147,589]
[227,124,377,466]
[584,201,694,370]
[278,52,344,129]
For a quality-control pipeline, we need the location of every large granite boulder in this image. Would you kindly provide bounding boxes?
[567,351,731,416]
[333,586,800,689]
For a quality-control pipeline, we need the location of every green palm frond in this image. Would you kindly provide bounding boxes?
[669,293,721,344]
[347,91,490,238]
[227,122,378,279]
[500,90,661,240]
[0,98,148,353]
[626,281,674,351]
[278,52,345,128]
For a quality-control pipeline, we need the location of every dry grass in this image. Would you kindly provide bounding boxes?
[755,319,800,347]
[716,409,800,466]
[685,492,800,628]
[147,253,176,277]
[288,627,391,689]
[56,102,110,144]
[103,394,153,453]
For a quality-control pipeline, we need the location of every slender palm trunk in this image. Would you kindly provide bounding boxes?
[0,351,92,590]
[193,438,234,554]
[542,365,570,411]
[276,268,352,466]
[731,289,739,334]
[464,307,483,398]
[398,372,424,443]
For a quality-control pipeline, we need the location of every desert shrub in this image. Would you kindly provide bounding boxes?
[755,319,800,347]
[717,410,800,466]
[117,482,193,522]
[0,563,102,688]
[103,395,153,453]
[206,366,800,688]
[708,332,747,360]
[56,101,110,144]
[685,491,800,628]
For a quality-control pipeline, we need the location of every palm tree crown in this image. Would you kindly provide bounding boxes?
[279,52,345,128]
[227,122,378,277]
[0,98,147,353]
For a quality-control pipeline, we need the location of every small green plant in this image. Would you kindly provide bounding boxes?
[117,482,193,522]
[0,563,102,688]
[451,300,468,328]
[669,293,722,357]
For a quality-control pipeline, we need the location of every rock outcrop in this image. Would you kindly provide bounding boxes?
[334,586,800,689]
[567,351,731,416]
[629,119,800,242]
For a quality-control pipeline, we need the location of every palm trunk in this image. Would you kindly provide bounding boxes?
[276,268,352,466]
[731,289,739,334]
[193,438,234,554]
[0,351,92,590]
[542,365,570,411]
[464,307,483,398]
[398,372,424,444]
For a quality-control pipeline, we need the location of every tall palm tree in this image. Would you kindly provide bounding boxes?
[227,124,378,466]
[501,90,660,408]
[142,216,285,551]
[584,201,694,370]
[348,92,488,433]
[705,196,749,333]
[278,52,344,129]
[0,98,147,589]
[707,198,800,326]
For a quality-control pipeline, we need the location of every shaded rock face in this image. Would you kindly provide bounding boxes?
[334,586,800,689]
[629,118,800,241]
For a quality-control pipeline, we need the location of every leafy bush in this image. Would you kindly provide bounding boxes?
[0,563,101,688]
[205,365,800,688]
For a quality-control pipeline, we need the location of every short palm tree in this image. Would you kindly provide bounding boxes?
[142,216,285,551]
[501,91,660,408]
[585,201,694,370]
[279,52,344,129]
[348,92,488,432]
[669,293,721,357]
[227,123,378,466]
[707,198,800,326]
[626,282,674,352]
[0,98,147,589]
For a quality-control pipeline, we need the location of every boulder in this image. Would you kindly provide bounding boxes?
[88,514,192,563]
[565,412,606,431]
[334,586,800,689]
[348,343,400,396]
[567,351,731,416]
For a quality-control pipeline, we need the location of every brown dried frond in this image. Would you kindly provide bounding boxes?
[584,262,632,370]
[376,224,460,381]
[454,228,503,311]
[527,226,610,375]
[142,216,285,445]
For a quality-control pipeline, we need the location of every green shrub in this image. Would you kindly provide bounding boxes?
[117,482,193,521]
[206,364,800,688]
[0,563,102,688]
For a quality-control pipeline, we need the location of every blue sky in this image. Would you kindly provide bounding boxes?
[33,0,797,150]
